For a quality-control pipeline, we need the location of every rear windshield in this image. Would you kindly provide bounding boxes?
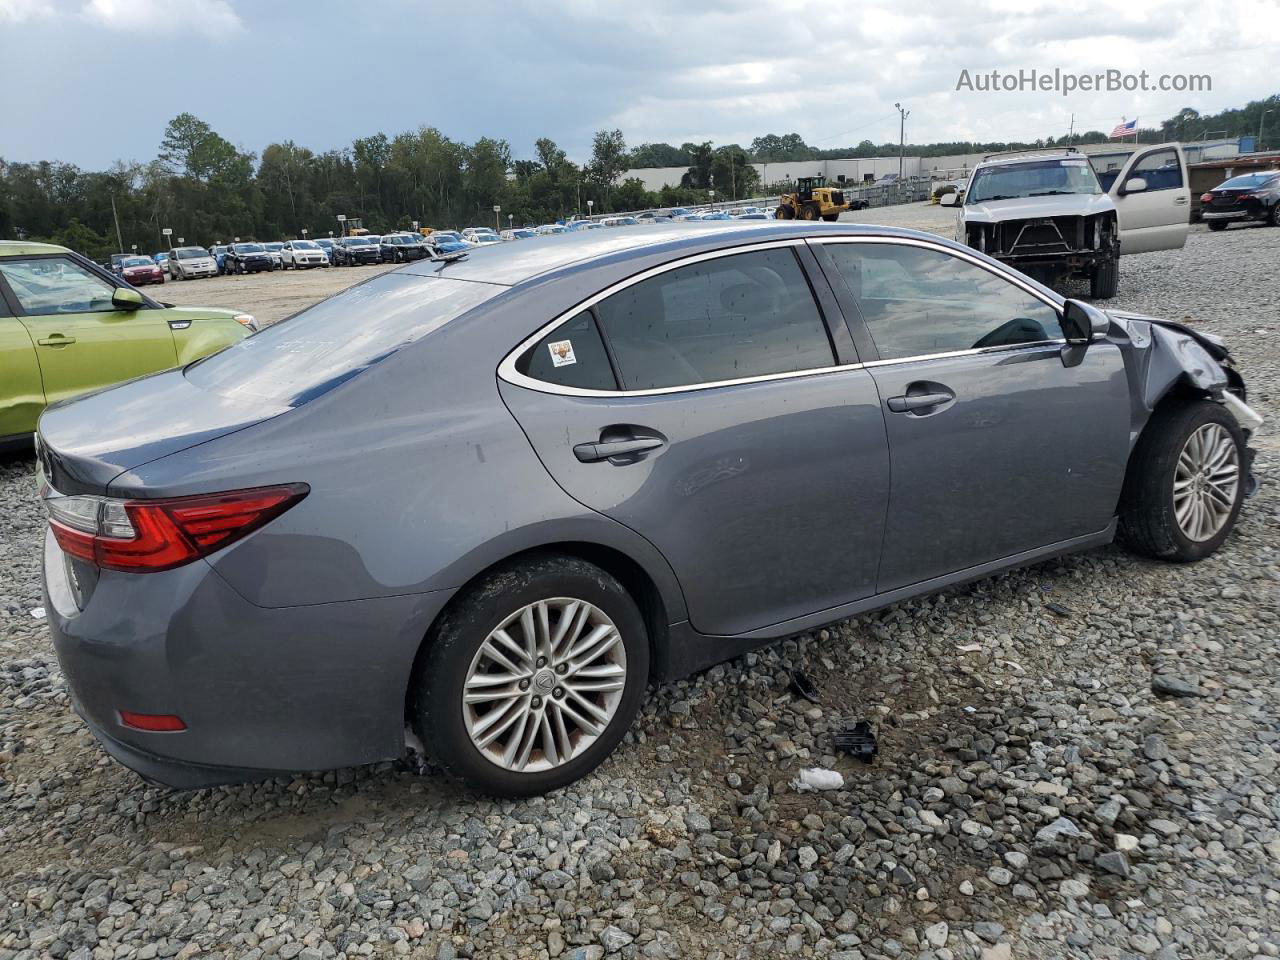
[184,273,499,406]
[1218,173,1278,189]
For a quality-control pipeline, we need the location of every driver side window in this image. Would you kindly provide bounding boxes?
[823,242,1063,361]
[0,257,119,316]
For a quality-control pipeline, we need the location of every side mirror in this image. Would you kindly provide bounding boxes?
[938,191,960,207]
[112,287,144,311]
[1122,176,1148,194]
[1060,298,1109,367]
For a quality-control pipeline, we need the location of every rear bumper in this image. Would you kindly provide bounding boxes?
[1201,209,1253,221]
[44,531,454,787]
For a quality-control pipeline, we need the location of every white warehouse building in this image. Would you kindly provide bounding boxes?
[619,156,923,191]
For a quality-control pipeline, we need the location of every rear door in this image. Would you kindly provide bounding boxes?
[498,241,891,637]
[814,237,1130,593]
[1111,143,1190,253]
[0,255,178,407]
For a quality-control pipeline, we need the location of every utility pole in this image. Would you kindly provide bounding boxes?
[110,194,124,254]
[894,103,910,180]
[1067,113,1075,146]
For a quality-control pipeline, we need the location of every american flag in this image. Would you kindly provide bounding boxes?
[1110,118,1137,139]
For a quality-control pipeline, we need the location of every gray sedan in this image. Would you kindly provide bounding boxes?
[37,222,1260,796]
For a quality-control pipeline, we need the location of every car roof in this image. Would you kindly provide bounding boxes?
[398,221,935,287]
[0,239,70,257]
[976,152,1083,169]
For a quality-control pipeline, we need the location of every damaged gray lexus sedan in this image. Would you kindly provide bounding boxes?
[37,222,1260,797]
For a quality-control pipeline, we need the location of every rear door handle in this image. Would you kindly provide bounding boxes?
[886,392,953,413]
[37,335,76,346]
[573,436,665,463]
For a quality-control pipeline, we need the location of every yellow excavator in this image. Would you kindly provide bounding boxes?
[775,176,850,221]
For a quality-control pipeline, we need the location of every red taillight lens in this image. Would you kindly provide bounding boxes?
[1237,193,1255,202]
[119,711,187,732]
[1200,193,1214,203]
[47,483,308,573]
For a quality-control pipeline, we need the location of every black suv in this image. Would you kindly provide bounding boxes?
[224,243,273,274]
[379,233,429,263]
[334,236,383,266]
[1201,171,1280,230]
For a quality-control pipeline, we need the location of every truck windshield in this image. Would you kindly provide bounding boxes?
[967,158,1102,203]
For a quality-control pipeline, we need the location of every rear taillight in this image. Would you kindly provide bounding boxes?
[46,484,308,573]
[1237,193,1255,202]
[1200,192,1214,203]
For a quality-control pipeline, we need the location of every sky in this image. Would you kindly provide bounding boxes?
[1,0,1277,171]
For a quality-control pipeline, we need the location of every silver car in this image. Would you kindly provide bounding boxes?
[38,222,1260,796]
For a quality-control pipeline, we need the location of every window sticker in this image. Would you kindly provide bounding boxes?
[548,339,577,367]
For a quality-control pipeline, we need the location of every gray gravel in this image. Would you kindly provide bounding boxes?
[2,207,1277,960]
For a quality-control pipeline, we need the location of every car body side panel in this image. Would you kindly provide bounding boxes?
[868,343,1131,591]
[0,315,44,441]
[499,373,891,637]
[107,313,689,622]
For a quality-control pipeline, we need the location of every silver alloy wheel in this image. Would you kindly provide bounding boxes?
[1173,422,1239,542]
[462,597,627,773]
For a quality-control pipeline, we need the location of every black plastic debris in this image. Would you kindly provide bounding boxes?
[833,721,878,762]
[1044,601,1074,618]
[790,670,820,704]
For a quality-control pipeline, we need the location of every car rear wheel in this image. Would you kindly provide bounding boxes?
[411,554,649,797]
[1269,204,1280,226]
[1118,400,1245,562]
[1207,220,1228,231]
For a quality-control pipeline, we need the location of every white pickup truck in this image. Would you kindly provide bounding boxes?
[956,144,1190,298]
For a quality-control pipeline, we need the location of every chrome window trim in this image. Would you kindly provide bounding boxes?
[496,233,1069,399]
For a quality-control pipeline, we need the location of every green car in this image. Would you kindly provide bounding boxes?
[0,240,256,448]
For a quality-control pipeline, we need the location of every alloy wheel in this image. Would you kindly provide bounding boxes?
[1173,422,1239,541]
[462,597,627,773]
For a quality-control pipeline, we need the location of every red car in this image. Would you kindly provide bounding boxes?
[119,255,165,286]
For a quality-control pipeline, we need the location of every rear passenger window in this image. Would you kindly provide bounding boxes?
[517,311,618,391]
[592,247,834,390]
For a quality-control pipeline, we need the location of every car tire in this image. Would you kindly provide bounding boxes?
[1207,220,1228,231]
[1269,204,1280,227]
[411,553,649,798]
[1090,251,1120,299]
[1118,400,1246,563]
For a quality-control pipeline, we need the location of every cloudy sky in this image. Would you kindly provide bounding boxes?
[1,0,1276,170]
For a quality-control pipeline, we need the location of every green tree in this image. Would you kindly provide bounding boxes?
[587,129,628,210]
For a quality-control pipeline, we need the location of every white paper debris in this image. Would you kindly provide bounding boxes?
[29,607,46,620]
[791,767,845,792]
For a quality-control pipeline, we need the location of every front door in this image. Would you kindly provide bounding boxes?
[817,238,1130,592]
[1111,143,1191,254]
[0,255,178,407]
[499,244,891,637]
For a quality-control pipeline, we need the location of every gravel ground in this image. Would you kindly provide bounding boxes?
[1,208,1277,960]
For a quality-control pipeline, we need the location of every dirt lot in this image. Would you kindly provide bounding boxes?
[1,207,1277,960]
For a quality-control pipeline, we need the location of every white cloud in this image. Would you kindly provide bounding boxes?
[0,0,58,22]
[84,0,242,40]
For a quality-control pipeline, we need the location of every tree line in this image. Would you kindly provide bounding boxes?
[0,116,760,260]
[2,94,1274,260]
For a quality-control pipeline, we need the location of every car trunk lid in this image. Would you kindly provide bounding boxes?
[37,368,284,496]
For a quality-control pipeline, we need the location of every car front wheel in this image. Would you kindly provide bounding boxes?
[411,554,649,797]
[1119,400,1246,562]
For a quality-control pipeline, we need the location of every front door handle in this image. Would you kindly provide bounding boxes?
[573,436,665,463]
[37,335,77,347]
[887,391,953,413]
[1174,196,1189,205]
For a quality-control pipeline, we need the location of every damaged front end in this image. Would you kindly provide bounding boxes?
[1107,310,1262,495]
[965,211,1118,283]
